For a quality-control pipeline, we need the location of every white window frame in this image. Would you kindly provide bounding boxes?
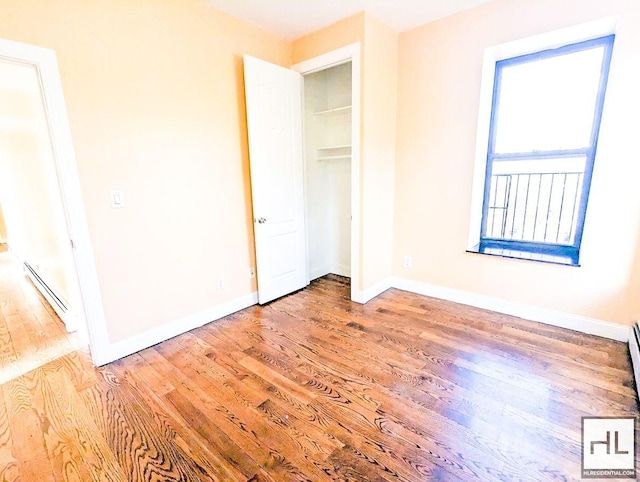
[467,16,619,264]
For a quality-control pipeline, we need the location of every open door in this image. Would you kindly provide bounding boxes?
[243,55,308,304]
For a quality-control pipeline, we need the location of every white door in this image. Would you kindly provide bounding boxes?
[243,55,308,304]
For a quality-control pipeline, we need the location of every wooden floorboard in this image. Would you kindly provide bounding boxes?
[0,251,637,481]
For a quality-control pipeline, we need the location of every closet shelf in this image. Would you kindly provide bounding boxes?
[316,155,351,162]
[313,105,352,116]
[315,145,351,162]
[317,144,351,150]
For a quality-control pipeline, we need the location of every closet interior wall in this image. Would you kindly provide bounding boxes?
[303,62,352,281]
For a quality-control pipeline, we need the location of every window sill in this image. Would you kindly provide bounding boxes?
[467,243,580,267]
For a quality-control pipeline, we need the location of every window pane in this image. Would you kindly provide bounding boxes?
[485,157,586,245]
[494,47,604,154]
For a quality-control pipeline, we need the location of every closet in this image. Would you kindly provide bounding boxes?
[303,62,352,281]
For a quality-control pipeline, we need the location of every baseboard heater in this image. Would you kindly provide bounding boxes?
[630,323,640,399]
[23,262,69,316]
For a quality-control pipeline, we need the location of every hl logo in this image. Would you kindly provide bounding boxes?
[582,417,635,479]
[590,430,629,456]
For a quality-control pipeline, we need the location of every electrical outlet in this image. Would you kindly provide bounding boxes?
[404,256,412,268]
[249,267,255,279]
[217,276,225,290]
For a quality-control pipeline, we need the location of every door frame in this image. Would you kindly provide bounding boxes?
[0,37,111,365]
[292,43,362,302]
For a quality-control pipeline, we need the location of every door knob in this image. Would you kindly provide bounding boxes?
[256,217,267,224]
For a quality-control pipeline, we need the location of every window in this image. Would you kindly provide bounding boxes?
[475,35,614,266]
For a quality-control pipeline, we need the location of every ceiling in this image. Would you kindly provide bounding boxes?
[206,0,494,40]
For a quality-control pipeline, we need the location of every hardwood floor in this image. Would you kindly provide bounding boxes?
[0,251,637,481]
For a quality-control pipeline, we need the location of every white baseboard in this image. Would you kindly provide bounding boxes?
[310,266,330,281]
[98,276,629,366]
[23,263,78,333]
[390,277,629,342]
[352,278,392,304]
[103,291,258,365]
[331,263,351,278]
[311,265,351,279]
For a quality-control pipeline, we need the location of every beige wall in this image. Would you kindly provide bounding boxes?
[0,61,79,306]
[0,0,291,342]
[394,0,640,325]
[293,12,398,292]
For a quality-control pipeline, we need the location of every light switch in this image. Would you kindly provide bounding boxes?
[110,190,125,208]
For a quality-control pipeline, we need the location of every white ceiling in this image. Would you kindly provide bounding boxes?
[206,0,494,40]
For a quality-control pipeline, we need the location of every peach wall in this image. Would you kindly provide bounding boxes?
[394,0,640,325]
[292,13,365,64]
[293,13,398,292]
[0,0,291,342]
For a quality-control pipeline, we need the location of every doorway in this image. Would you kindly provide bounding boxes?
[302,62,353,282]
[0,58,82,333]
[244,44,361,304]
[294,44,361,301]
[244,43,364,304]
[0,37,110,366]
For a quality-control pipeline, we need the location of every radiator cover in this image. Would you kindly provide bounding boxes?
[22,261,77,332]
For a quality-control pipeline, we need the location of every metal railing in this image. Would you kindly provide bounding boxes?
[485,171,584,245]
